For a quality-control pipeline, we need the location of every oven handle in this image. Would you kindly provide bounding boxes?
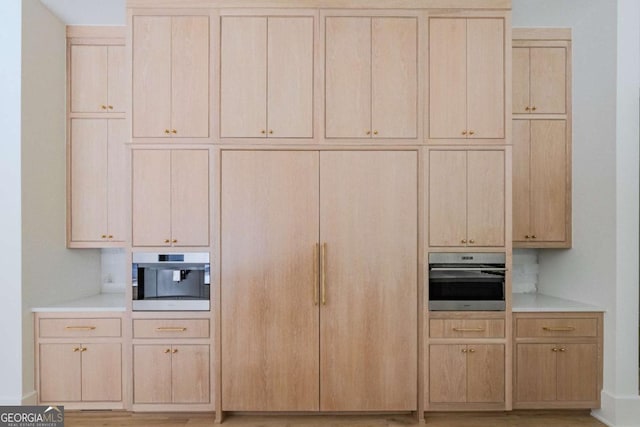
[429,267,508,272]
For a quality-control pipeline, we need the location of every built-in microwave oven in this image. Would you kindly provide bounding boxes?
[428,252,506,311]
[132,252,210,311]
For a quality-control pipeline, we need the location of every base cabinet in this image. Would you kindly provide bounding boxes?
[429,344,505,405]
[513,312,602,409]
[133,344,210,404]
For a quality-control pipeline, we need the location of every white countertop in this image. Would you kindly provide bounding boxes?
[31,293,126,312]
[512,293,604,312]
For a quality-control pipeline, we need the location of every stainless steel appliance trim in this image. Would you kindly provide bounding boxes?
[430,267,508,272]
[132,252,210,264]
[132,300,210,311]
[429,300,506,311]
[428,252,506,264]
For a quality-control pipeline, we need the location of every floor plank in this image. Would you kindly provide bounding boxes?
[65,411,606,426]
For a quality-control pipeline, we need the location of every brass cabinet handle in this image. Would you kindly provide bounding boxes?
[461,348,467,353]
[101,234,107,239]
[156,327,187,332]
[373,130,378,135]
[172,239,178,243]
[73,347,81,352]
[321,243,327,305]
[559,348,566,352]
[469,239,475,244]
[164,129,170,134]
[313,243,319,306]
[469,130,475,135]
[65,326,96,330]
[366,130,371,136]
[80,347,87,352]
[524,235,530,239]
[171,129,177,134]
[531,235,537,239]
[164,348,171,353]
[268,130,273,134]
[172,348,178,353]
[531,106,537,111]
[164,239,171,243]
[525,106,531,111]
[543,326,575,332]
[461,130,467,135]
[101,105,107,110]
[452,327,485,332]
[468,348,476,353]
[108,105,114,110]
[108,235,113,239]
[461,239,467,244]
[261,130,266,134]
[552,347,559,352]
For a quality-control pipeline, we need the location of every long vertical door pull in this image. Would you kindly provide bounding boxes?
[321,243,327,305]
[313,243,319,305]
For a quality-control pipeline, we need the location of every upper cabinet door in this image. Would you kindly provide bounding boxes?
[371,17,418,138]
[512,47,531,114]
[530,47,566,114]
[467,19,504,139]
[133,15,210,139]
[132,150,172,246]
[107,46,126,113]
[171,150,210,247]
[512,120,532,242]
[267,17,314,138]
[325,17,371,138]
[171,16,210,138]
[429,18,467,139]
[71,45,108,113]
[220,17,267,138]
[466,150,505,247]
[428,150,467,247]
[132,16,172,138]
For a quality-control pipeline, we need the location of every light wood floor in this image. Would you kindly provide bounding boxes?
[65,411,606,426]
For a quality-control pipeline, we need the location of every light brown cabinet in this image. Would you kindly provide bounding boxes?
[513,120,569,246]
[512,29,572,248]
[513,312,602,409]
[220,15,314,138]
[36,313,123,408]
[70,44,125,113]
[325,16,418,139]
[132,149,209,247]
[69,119,128,247]
[221,150,417,411]
[429,17,505,140]
[513,47,566,114]
[428,149,505,247]
[132,15,210,139]
[133,344,210,404]
[429,344,505,404]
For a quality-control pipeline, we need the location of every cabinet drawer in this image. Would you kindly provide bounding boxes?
[430,319,505,338]
[133,319,210,339]
[39,318,121,338]
[516,317,597,338]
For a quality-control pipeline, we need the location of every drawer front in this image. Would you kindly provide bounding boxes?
[39,318,121,338]
[133,319,210,339]
[516,317,598,338]
[430,319,505,338]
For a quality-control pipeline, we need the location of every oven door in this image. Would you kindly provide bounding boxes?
[428,271,505,311]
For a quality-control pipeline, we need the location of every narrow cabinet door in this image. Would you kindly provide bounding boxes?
[39,344,82,402]
[467,150,505,247]
[70,45,108,113]
[428,150,467,247]
[267,17,314,138]
[132,16,172,137]
[132,150,171,246]
[70,119,108,242]
[221,151,319,411]
[466,345,505,403]
[429,345,467,403]
[530,120,566,242]
[556,344,598,402]
[371,17,418,138]
[467,19,505,139]
[515,344,557,402]
[81,343,122,402]
[325,17,371,138]
[133,345,172,404]
[107,119,128,242]
[170,150,209,247]
[220,17,267,138]
[512,47,531,114]
[171,16,210,138]
[429,18,467,139]
[320,151,417,411]
[107,45,126,113]
[512,120,532,242]
[530,47,566,114]
[171,345,210,404]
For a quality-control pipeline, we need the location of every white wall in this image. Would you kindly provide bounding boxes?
[0,0,24,406]
[20,0,102,402]
[513,1,640,425]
